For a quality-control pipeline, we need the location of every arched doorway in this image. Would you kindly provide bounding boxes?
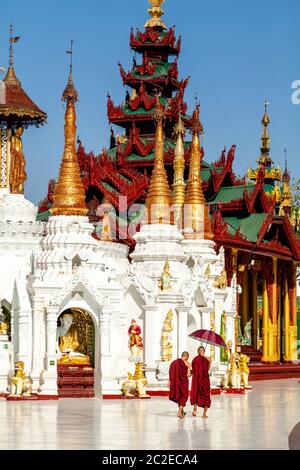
[57,308,96,398]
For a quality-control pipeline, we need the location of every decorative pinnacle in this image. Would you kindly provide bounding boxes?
[173,114,186,138]
[50,47,87,217]
[6,24,21,85]
[62,40,78,102]
[145,0,167,29]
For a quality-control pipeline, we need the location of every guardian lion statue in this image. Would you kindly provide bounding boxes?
[9,361,33,397]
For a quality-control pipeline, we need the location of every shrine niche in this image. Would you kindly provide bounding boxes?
[57,309,95,367]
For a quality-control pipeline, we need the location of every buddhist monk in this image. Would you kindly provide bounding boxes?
[169,351,191,419]
[190,346,211,418]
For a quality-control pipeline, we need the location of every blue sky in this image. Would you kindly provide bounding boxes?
[1,0,299,203]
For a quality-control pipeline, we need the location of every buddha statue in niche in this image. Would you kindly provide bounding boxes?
[57,313,90,365]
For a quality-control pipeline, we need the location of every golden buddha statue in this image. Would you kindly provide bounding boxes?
[161,309,173,361]
[10,127,27,194]
[57,313,90,365]
[158,259,172,291]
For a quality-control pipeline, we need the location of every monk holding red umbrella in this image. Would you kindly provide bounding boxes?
[189,329,226,419]
[169,351,191,419]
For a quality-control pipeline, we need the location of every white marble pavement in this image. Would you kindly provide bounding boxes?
[0,379,300,450]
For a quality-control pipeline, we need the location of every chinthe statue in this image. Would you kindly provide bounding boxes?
[214,268,227,290]
[121,363,150,398]
[10,127,27,194]
[57,313,90,365]
[9,361,32,397]
[161,309,173,361]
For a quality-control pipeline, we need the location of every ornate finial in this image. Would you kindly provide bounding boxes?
[5,24,21,85]
[183,104,213,240]
[145,98,172,224]
[172,115,186,210]
[257,99,272,168]
[145,0,167,29]
[51,46,87,217]
[62,40,78,102]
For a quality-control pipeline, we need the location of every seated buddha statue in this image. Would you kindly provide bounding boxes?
[57,313,90,365]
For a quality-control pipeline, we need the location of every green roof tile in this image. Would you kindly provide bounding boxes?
[223,213,267,243]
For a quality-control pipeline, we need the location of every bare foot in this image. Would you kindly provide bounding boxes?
[202,414,209,419]
[192,408,197,417]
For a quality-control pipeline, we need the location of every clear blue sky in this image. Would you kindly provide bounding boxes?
[1,0,299,203]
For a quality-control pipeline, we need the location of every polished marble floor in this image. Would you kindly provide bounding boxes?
[1,379,300,450]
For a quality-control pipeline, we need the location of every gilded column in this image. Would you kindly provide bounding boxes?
[283,275,291,362]
[252,270,259,350]
[289,263,298,361]
[241,268,250,331]
[262,277,269,362]
[269,257,279,362]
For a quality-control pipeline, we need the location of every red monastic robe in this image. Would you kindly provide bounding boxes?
[169,358,189,407]
[190,355,211,408]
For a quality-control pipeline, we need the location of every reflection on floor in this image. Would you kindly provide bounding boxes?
[1,379,300,450]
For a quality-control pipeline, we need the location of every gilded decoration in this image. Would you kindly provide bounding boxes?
[161,309,173,361]
[145,0,167,29]
[57,309,94,366]
[145,100,173,224]
[51,54,87,217]
[172,115,186,209]
[10,126,26,194]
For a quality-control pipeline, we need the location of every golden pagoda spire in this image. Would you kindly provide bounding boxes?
[258,99,272,167]
[5,24,21,86]
[280,149,292,216]
[183,104,213,240]
[145,99,172,224]
[51,41,87,217]
[145,0,167,29]
[172,114,186,209]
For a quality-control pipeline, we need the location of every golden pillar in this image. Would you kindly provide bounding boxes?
[268,258,279,362]
[241,268,250,331]
[289,264,298,362]
[262,277,269,362]
[252,271,259,350]
[283,275,291,362]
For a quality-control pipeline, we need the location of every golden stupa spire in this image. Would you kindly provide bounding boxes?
[145,0,167,29]
[183,104,213,240]
[145,99,172,224]
[51,41,87,217]
[280,149,292,216]
[172,115,186,209]
[5,24,21,86]
[258,99,272,167]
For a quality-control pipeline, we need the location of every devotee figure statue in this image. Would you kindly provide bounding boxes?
[128,319,144,362]
[220,311,229,363]
[10,126,27,194]
[158,259,172,291]
[57,313,90,365]
[101,211,112,241]
[161,309,173,361]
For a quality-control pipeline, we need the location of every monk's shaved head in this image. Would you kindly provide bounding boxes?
[181,351,189,359]
[198,346,205,355]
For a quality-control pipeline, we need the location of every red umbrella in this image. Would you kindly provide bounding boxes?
[189,329,227,348]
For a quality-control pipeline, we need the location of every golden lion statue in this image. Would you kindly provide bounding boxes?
[9,361,33,397]
[121,363,150,398]
[238,354,251,388]
[221,353,251,389]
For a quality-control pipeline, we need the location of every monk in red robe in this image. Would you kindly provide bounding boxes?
[169,352,191,419]
[190,346,211,418]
